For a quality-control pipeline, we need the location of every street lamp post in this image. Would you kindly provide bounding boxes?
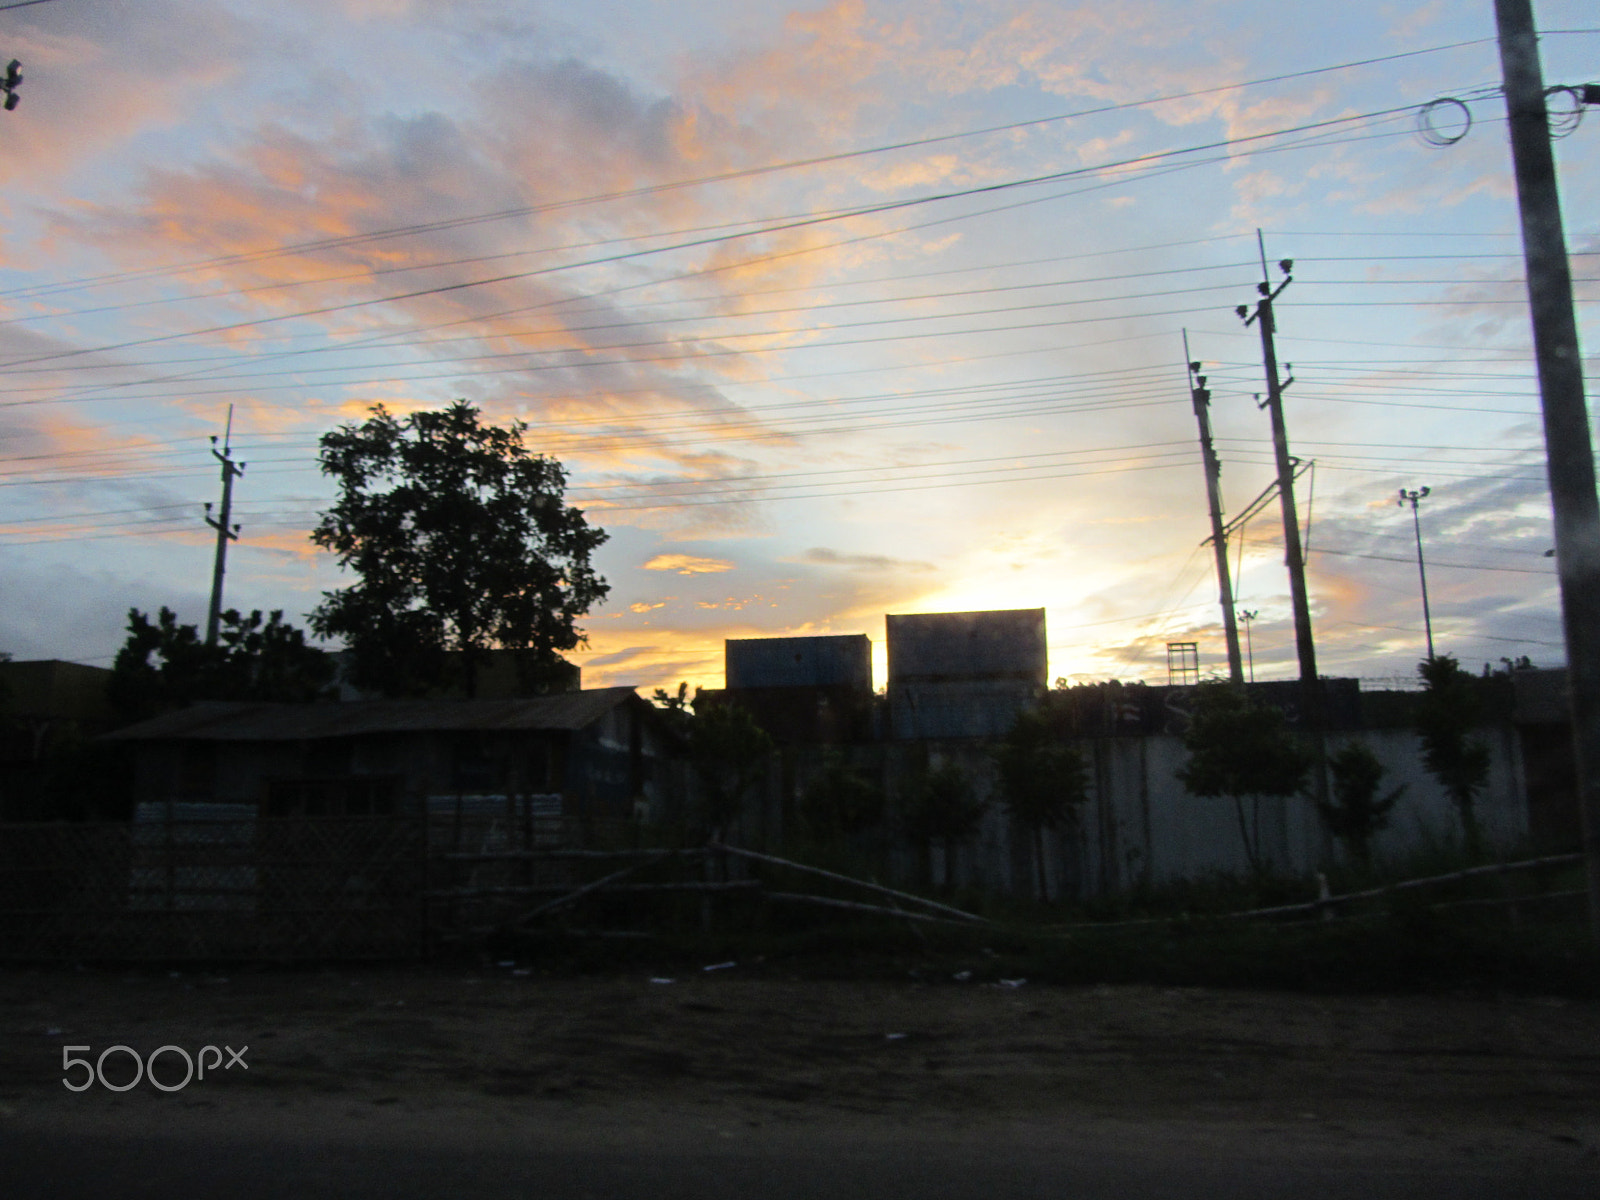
[1399,486,1435,660]
[1238,609,1259,683]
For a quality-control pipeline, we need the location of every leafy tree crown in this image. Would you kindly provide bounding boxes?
[900,760,986,847]
[1176,683,1311,801]
[308,401,608,696]
[1413,654,1491,850]
[109,607,334,719]
[991,707,1088,829]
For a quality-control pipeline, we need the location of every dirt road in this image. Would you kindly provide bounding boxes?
[1,965,1597,1197]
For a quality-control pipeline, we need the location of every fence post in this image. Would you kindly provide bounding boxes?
[1316,871,1334,922]
[420,798,432,959]
[1497,862,1522,930]
[164,797,175,913]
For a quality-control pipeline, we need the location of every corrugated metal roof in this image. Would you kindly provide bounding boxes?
[101,687,640,741]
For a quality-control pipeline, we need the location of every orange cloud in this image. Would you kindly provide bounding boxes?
[643,553,734,575]
[237,528,323,563]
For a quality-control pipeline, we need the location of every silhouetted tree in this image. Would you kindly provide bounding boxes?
[799,751,885,842]
[1414,654,1492,855]
[1317,741,1406,869]
[649,680,697,736]
[992,708,1088,902]
[899,759,985,887]
[109,607,334,720]
[688,702,774,842]
[309,401,607,698]
[1177,683,1311,877]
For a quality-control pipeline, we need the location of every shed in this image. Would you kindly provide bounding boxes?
[99,687,679,822]
[708,633,877,745]
[886,608,1047,739]
[725,634,872,690]
[886,608,1047,685]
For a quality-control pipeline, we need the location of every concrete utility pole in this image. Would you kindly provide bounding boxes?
[203,405,245,648]
[1399,487,1435,661]
[1495,0,1600,944]
[1237,235,1319,720]
[1184,330,1244,684]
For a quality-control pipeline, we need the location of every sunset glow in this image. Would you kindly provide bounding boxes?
[0,1,1592,694]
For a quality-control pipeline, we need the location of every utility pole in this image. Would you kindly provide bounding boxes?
[1399,487,1435,660]
[1236,235,1319,719]
[203,405,245,648]
[1495,0,1600,944]
[1184,330,1244,684]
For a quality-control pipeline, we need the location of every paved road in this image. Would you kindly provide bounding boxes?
[4,1103,1596,1200]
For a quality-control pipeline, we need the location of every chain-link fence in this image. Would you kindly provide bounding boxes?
[0,816,428,960]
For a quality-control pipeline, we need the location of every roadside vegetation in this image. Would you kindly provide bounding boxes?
[486,827,1597,998]
[598,669,1598,997]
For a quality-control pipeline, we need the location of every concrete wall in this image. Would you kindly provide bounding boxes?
[717,724,1531,898]
[887,679,1041,741]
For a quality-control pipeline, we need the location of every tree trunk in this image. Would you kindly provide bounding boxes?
[1033,826,1049,904]
[1233,796,1261,876]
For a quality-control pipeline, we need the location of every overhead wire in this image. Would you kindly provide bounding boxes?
[0,103,1432,382]
[0,35,1500,307]
[3,110,1484,435]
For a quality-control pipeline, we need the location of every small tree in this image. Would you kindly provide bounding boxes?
[992,707,1088,902]
[1177,683,1311,877]
[649,680,697,736]
[109,606,335,720]
[1317,742,1406,870]
[899,760,985,888]
[309,400,608,698]
[799,752,886,843]
[688,702,774,842]
[1414,654,1491,855]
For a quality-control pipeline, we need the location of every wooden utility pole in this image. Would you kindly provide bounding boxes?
[203,405,245,647]
[1184,330,1244,684]
[1495,0,1600,943]
[1237,237,1319,719]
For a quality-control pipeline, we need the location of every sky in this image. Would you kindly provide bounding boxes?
[0,0,1596,694]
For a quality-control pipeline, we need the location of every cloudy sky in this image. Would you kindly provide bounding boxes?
[0,0,1596,693]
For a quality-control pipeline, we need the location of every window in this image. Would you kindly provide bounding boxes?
[265,776,399,818]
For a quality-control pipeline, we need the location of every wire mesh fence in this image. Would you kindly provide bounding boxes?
[0,817,429,960]
[0,808,643,960]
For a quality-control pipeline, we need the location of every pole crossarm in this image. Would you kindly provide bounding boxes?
[1200,460,1314,547]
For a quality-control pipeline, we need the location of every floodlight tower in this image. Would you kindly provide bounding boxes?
[1398,486,1435,661]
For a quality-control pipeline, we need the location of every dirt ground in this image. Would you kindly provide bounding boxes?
[2,963,1599,1169]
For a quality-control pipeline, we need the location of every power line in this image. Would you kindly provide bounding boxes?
[0,37,1497,306]
[0,118,1430,423]
[0,103,1428,375]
